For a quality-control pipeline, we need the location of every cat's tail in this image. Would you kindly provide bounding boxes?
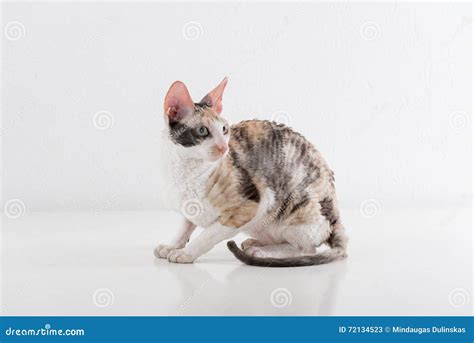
[227,225,348,267]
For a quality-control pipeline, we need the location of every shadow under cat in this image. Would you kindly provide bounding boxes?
[153,257,348,316]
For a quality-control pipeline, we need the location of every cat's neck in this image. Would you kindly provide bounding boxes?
[160,130,222,183]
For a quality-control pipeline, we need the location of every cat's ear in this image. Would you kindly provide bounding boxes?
[200,77,228,115]
[163,81,195,122]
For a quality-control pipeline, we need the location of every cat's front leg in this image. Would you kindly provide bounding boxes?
[154,219,196,259]
[167,222,237,264]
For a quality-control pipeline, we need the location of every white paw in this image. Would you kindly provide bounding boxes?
[241,238,262,250]
[167,249,196,264]
[154,244,176,259]
[243,246,265,258]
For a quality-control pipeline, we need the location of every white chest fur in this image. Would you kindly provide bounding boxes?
[159,134,220,228]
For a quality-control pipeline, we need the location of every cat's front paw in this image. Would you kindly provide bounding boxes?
[167,249,196,264]
[154,244,177,259]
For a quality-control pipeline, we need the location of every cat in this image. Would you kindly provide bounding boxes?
[154,77,348,267]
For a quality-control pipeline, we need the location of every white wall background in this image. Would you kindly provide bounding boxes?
[2,1,472,211]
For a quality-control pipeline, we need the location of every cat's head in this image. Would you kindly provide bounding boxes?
[163,78,230,162]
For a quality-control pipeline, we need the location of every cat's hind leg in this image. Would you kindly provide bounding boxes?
[242,219,330,259]
[243,244,306,259]
[282,219,331,254]
[241,238,263,250]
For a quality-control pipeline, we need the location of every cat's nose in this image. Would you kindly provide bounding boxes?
[216,145,228,155]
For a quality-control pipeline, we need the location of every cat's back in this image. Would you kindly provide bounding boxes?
[230,119,317,156]
[228,119,336,204]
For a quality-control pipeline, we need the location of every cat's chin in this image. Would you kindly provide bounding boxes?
[207,153,227,163]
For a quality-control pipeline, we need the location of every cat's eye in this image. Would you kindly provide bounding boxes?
[196,126,209,137]
[223,125,228,134]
